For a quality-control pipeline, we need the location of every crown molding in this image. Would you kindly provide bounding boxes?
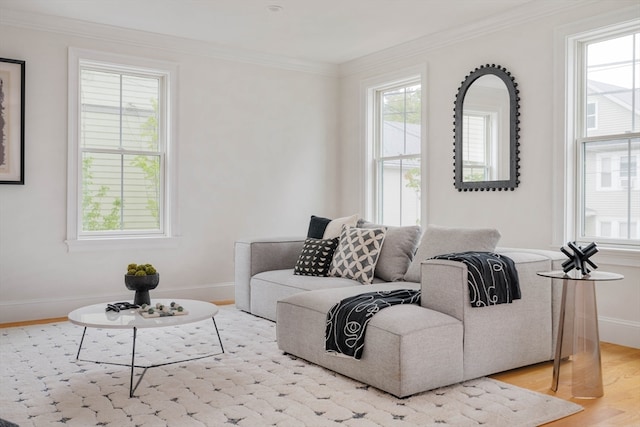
[0,8,338,77]
[338,0,603,76]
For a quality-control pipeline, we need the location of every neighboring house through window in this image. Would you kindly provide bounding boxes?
[365,72,423,226]
[586,101,598,130]
[67,49,178,250]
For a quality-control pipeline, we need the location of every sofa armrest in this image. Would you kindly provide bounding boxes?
[420,259,468,321]
[234,237,305,311]
[420,250,558,322]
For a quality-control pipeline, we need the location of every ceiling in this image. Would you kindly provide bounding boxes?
[1,0,579,64]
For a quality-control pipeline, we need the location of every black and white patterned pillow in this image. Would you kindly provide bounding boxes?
[293,237,340,277]
[329,225,386,284]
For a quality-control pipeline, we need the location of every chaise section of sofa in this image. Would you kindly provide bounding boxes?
[276,283,462,398]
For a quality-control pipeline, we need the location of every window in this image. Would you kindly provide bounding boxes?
[571,25,640,247]
[67,49,177,249]
[368,79,422,226]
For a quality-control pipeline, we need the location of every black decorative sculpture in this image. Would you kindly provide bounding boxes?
[560,241,598,275]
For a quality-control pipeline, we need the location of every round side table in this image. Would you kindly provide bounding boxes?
[537,270,623,398]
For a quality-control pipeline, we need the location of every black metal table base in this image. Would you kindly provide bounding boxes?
[75,317,224,397]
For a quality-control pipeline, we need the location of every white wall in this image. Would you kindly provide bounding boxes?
[0,18,338,322]
[337,1,640,348]
[1,3,638,349]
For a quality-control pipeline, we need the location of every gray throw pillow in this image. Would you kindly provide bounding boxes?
[360,221,421,282]
[403,225,501,283]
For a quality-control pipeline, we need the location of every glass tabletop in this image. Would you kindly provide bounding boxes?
[68,299,219,329]
[537,270,624,281]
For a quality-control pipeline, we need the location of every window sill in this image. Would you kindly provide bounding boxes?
[591,246,640,268]
[65,236,181,252]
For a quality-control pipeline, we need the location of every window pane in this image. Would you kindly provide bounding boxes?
[81,70,121,150]
[381,85,421,156]
[80,69,159,151]
[82,152,161,232]
[582,138,640,240]
[122,75,159,151]
[586,34,638,137]
[123,154,160,230]
[379,158,421,226]
[82,152,122,231]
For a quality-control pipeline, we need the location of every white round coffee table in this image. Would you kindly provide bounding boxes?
[68,299,224,397]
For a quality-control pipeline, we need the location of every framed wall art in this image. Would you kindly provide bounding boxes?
[0,57,25,185]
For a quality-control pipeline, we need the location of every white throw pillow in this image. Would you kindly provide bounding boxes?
[322,214,359,239]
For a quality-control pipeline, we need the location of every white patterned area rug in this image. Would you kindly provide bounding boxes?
[1,306,582,427]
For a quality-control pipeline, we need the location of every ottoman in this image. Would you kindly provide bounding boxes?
[276,285,464,398]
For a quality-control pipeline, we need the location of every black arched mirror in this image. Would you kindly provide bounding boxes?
[454,64,520,191]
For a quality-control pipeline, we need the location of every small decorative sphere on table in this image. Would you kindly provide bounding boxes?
[124,263,159,306]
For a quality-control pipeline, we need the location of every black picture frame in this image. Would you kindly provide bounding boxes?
[0,57,25,185]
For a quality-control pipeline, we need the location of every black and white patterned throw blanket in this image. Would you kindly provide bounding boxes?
[431,251,521,307]
[325,289,421,359]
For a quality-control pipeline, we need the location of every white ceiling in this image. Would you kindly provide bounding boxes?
[1,0,581,64]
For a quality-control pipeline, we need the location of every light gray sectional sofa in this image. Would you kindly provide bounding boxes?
[234,223,565,397]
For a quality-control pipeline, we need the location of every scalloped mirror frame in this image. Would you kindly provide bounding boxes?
[453,64,520,191]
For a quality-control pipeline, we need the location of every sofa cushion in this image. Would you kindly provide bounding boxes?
[323,214,359,239]
[360,221,421,282]
[250,269,362,321]
[329,225,386,284]
[293,237,339,277]
[404,225,501,283]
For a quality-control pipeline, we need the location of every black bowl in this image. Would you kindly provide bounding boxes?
[124,273,159,305]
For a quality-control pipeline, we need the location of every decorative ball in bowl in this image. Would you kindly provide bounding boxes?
[124,263,159,306]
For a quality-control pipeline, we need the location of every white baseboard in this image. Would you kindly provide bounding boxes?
[599,316,640,349]
[0,282,235,324]
[3,285,637,350]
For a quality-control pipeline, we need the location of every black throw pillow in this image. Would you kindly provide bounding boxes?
[307,215,332,239]
[293,237,339,277]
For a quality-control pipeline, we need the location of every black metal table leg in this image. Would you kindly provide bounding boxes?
[76,327,87,360]
[212,317,224,353]
[130,327,137,398]
[75,317,224,398]
[552,280,568,392]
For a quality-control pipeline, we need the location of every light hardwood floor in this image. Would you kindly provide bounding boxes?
[491,342,640,426]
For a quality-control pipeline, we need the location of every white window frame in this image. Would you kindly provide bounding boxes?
[362,66,427,226]
[553,9,640,265]
[66,48,179,251]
